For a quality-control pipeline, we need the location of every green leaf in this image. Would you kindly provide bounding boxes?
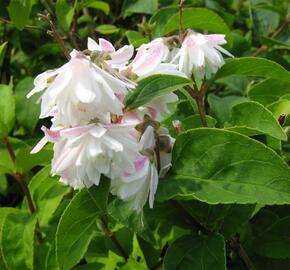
[15,77,40,133]
[77,0,110,14]
[56,0,75,32]
[252,7,279,36]
[27,166,70,226]
[254,216,290,259]
[16,145,53,173]
[156,128,290,204]
[0,149,14,174]
[149,6,179,37]
[0,42,8,67]
[207,94,247,125]
[108,199,155,245]
[215,58,290,82]
[95,24,119,35]
[220,204,256,238]
[122,0,158,16]
[8,0,32,30]
[0,84,15,136]
[0,174,8,195]
[56,188,100,270]
[45,241,60,270]
[87,177,110,213]
[124,75,191,110]
[248,78,290,106]
[1,210,37,270]
[228,101,287,141]
[163,8,233,47]
[163,233,226,270]
[125,31,149,47]
[267,99,290,119]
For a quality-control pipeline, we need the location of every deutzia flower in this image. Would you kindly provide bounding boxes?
[27,50,134,126]
[173,31,233,81]
[126,38,186,79]
[110,123,175,212]
[32,123,139,190]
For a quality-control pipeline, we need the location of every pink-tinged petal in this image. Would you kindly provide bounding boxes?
[99,38,115,52]
[41,126,61,142]
[132,45,164,76]
[110,45,134,65]
[60,124,94,139]
[115,93,125,101]
[205,34,226,45]
[185,35,196,47]
[147,106,158,119]
[129,46,146,67]
[134,157,147,172]
[30,137,48,154]
[87,37,100,51]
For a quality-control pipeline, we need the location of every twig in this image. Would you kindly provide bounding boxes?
[100,217,129,260]
[1,138,36,213]
[187,84,209,127]
[154,132,161,173]
[38,13,70,60]
[178,0,185,43]
[229,236,256,270]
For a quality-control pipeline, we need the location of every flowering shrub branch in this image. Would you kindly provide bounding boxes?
[0,1,290,269]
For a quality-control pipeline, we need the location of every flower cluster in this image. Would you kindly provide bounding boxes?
[28,31,232,211]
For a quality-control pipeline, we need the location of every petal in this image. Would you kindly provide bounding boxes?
[205,34,226,45]
[30,137,48,154]
[60,124,93,139]
[139,126,155,151]
[99,38,115,52]
[215,44,234,58]
[130,46,146,67]
[132,45,164,76]
[89,125,107,138]
[74,81,96,103]
[41,126,61,142]
[109,45,134,65]
[87,37,100,51]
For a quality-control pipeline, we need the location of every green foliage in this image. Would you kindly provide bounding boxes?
[1,210,37,270]
[0,0,290,269]
[56,188,100,270]
[8,0,32,30]
[157,128,290,204]
[0,85,15,138]
[124,74,191,110]
[163,234,226,270]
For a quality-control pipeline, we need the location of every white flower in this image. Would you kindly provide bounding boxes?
[27,51,134,127]
[127,38,184,79]
[32,123,139,190]
[87,37,134,68]
[110,125,175,212]
[173,31,233,80]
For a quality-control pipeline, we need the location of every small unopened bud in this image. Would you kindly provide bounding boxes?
[278,114,286,126]
[172,120,182,134]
